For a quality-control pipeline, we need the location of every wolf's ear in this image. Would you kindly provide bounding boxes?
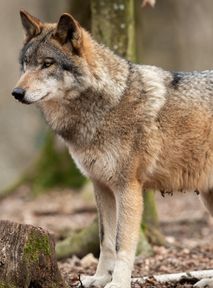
[55,13,82,51]
[20,10,42,41]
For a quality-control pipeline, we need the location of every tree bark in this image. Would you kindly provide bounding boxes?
[91,0,136,61]
[142,190,165,245]
[0,220,66,288]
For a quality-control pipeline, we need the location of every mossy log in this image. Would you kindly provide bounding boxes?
[0,220,66,288]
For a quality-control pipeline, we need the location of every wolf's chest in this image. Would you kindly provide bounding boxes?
[68,146,118,182]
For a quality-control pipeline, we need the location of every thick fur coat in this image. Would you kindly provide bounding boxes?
[12,11,213,288]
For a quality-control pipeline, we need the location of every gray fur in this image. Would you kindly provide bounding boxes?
[14,11,213,288]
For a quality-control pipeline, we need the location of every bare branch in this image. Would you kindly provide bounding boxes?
[133,270,213,285]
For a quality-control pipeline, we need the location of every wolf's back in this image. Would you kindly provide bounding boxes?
[169,70,213,102]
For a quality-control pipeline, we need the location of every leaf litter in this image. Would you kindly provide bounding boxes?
[0,186,212,287]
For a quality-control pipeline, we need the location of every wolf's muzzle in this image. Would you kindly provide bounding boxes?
[12,87,26,102]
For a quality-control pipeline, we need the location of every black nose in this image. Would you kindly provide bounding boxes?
[12,87,26,100]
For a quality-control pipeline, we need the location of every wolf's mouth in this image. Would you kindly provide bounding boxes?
[18,98,31,105]
[39,92,50,102]
[18,92,50,105]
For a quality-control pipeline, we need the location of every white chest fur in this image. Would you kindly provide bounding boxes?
[68,144,120,182]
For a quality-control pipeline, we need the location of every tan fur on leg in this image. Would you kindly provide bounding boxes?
[105,181,143,288]
[81,182,117,288]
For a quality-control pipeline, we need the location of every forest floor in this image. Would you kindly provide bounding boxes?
[0,184,212,288]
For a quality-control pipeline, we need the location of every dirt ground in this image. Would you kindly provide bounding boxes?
[0,185,212,288]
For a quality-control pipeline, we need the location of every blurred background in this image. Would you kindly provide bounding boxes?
[0,1,213,286]
[1,0,213,191]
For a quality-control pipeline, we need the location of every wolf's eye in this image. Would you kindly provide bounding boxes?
[23,62,27,72]
[42,58,54,69]
[22,56,29,72]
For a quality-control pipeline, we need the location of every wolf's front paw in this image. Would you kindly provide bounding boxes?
[194,278,213,288]
[79,274,111,288]
[104,281,130,288]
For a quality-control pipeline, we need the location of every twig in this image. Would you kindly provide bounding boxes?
[133,269,213,284]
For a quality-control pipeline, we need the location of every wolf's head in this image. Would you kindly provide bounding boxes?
[12,10,96,105]
[12,11,129,143]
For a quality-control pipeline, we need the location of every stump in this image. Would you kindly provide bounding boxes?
[0,220,66,288]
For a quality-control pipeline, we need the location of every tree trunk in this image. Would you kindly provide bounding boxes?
[0,220,66,288]
[142,191,165,245]
[91,0,136,61]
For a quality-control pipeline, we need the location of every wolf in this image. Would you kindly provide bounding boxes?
[12,10,213,288]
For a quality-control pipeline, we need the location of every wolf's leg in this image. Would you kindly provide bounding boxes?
[81,181,117,288]
[105,181,143,288]
[194,191,213,288]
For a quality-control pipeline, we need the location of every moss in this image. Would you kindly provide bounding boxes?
[23,231,51,264]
